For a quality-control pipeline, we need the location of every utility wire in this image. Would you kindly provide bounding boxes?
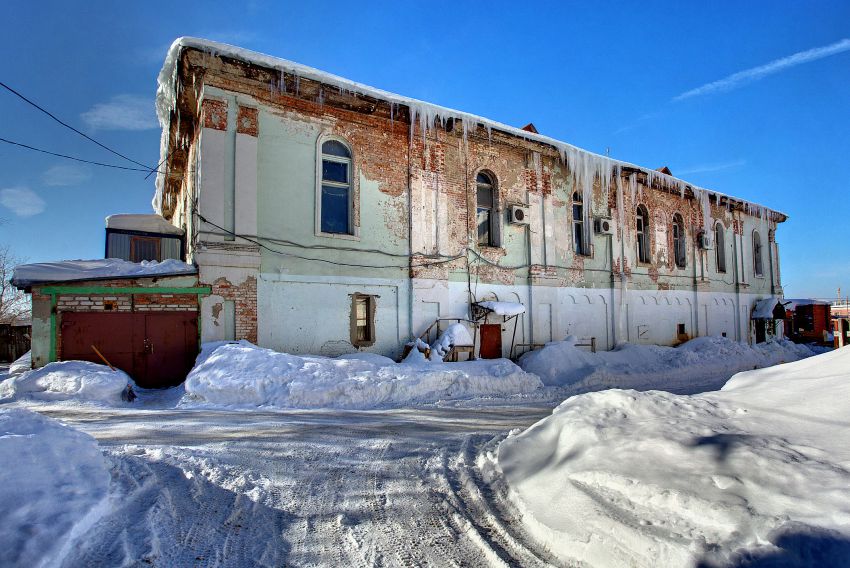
[0,80,154,170]
[197,212,464,270]
[0,136,168,173]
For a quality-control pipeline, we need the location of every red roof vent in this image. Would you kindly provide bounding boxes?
[521,123,539,134]
[656,166,672,175]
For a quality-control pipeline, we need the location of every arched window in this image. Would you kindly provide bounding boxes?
[476,172,497,247]
[636,205,650,263]
[319,139,352,235]
[714,223,726,273]
[753,230,763,277]
[672,213,686,268]
[572,191,587,255]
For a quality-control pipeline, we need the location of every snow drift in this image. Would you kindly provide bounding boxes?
[491,347,850,567]
[0,408,111,567]
[520,335,816,394]
[0,360,131,405]
[182,341,542,409]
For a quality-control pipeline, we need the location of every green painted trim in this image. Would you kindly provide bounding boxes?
[49,293,57,363]
[39,286,212,295]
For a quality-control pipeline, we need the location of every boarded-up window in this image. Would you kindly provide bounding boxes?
[350,294,376,347]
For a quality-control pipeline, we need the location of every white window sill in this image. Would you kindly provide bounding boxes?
[316,231,361,242]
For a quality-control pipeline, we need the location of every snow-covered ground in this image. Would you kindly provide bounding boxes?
[491,346,850,567]
[0,338,840,567]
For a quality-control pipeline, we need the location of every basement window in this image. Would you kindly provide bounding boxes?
[350,294,377,347]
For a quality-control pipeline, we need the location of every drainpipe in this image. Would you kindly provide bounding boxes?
[407,115,414,340]
[731,212,742,342]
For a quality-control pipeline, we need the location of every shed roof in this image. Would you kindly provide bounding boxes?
[12,259,197,290]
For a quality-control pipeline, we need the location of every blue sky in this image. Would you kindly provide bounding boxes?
[1,0,848,298]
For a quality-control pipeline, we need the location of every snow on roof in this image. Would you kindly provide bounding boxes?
[154,37,787,229]
[12,259,197,289]
[782,298,831,311]
[477,301,526,316]
[752,297,782,319]
[106,214,184,235]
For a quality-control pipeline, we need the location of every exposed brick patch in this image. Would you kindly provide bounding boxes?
[209,276,257,343]
[237,105,258,136]
[203,98,228,130]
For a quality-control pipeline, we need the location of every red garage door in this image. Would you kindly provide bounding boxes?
[60,312,198,388]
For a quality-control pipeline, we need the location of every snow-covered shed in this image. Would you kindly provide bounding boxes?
[12,259,209,387]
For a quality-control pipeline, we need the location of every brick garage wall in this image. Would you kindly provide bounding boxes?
[32,278,204,363]
[209,275,257,343]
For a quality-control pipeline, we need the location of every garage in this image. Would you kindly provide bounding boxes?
[12,259,210,388]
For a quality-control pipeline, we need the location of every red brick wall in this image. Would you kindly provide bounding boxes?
[210,275,257,343]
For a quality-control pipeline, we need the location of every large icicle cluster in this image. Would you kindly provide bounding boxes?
[153,37,785,230]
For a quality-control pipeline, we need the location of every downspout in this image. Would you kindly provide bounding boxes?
[731,212,742,342]
[692,231,700,338]
[407,113,414,339]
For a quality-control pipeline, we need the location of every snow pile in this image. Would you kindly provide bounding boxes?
[7,350,31,378]
[491,348,850,567]
[477,301,526,316]
[0,408,111,567]
[520,335,815,394]
[0,360,131,405]
[182,342,541,409]
[431,323,474,359]
[11,258,196,288]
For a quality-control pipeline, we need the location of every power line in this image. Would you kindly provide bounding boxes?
[197,212,464,270]
[0,136,167,173]
[0,80,155,172]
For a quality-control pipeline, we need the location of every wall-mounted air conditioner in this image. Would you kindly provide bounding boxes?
[698,231,714,249]
[593,217,614,235]
[509,205,530,225]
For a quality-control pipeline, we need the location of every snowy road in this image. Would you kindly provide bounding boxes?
[35,404,564,567]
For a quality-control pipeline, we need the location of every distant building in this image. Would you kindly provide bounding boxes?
[782,299,831,344]
[152,37,787,359]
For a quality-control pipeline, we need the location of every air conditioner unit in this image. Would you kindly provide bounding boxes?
[697,231,714,249]
[509,205,530,225]
[593,217,614,235]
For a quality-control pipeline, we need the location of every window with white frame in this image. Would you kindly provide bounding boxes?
[715,222,726,273]
[753,230,763,277]
[476,172,498,247]
[672,213,686,268]
[319,139,353,235]
[636,205,650,263]
[572,191,588,256]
